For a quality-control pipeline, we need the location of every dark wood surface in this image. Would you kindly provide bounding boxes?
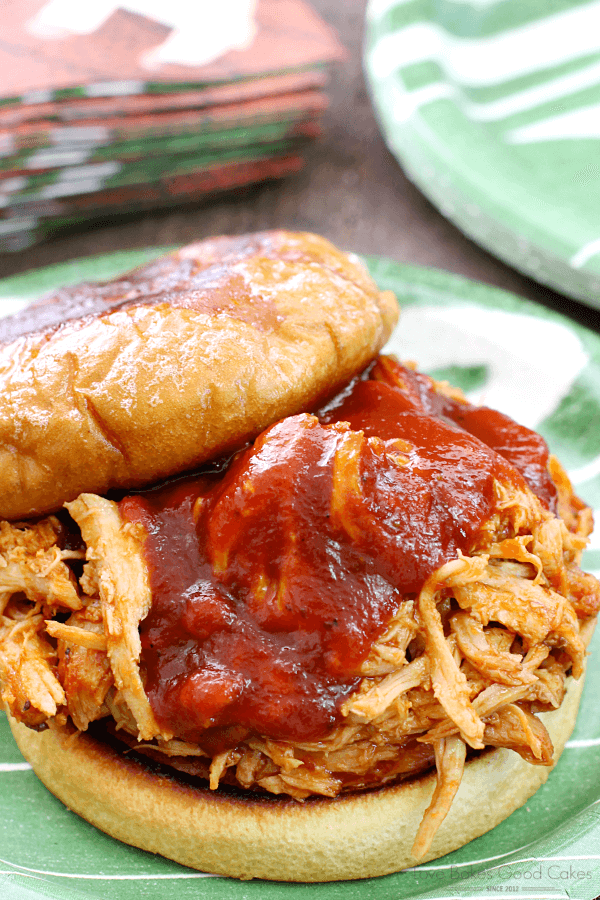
[2,0,600,335]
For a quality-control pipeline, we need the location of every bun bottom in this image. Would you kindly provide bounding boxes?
[9,675,583,882]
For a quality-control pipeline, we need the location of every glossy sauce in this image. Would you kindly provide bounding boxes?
[362,357,557,511]
[122,357,555,747]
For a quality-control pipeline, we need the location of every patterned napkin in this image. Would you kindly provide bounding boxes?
[0,0,344,251]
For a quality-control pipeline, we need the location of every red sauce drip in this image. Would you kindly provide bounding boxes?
[123,356,554,747]
[362,357,557,512]
[443,405,556,511]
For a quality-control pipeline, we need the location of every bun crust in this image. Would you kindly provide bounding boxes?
[8,672,584,882]
[0,231,397,520]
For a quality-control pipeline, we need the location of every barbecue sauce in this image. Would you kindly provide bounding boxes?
[121,357,555,748]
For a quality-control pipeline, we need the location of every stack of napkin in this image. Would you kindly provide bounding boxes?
[0,0,344,251]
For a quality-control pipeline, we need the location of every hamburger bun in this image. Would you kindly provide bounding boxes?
[0,231,397,520]
[8,672,584,882]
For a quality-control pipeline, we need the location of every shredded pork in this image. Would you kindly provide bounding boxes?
[0,422,598,862]
[65,495,164,741]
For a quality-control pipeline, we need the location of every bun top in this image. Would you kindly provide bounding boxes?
[0,231,398,520]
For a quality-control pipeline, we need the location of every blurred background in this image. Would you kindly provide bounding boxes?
[1,0,600,335]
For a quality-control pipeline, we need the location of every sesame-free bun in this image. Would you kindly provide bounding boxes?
[0,231,398,520]
[8,672,583,882]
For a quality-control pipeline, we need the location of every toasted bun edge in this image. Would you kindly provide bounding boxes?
[0,232,399,521]
[8,672,584,882]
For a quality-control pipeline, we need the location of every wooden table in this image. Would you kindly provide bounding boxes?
[2,0,599,336]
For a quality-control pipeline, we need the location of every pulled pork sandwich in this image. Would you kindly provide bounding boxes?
[0,232,598,882]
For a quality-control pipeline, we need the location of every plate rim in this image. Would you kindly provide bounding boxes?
[363,0,600,307]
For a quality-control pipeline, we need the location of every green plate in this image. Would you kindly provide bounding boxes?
[364,0,600,307]
[0,251,600,899]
